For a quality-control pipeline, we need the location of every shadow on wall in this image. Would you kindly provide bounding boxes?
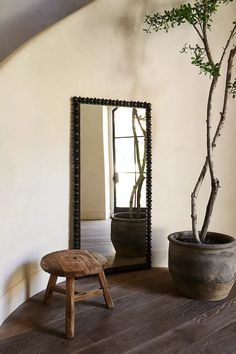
[2,261,39,322]
[0,0,94,62]
[112,0,151,98]
[112,0,182,98]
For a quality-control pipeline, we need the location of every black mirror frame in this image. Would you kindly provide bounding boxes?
[72,96,152,274]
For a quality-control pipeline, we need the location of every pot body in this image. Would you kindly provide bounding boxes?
[168,231,236,301]
[111,212,146,257]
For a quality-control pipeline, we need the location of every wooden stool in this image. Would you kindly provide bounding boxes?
[40,249,114,338]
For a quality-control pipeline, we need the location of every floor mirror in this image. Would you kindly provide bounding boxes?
[72,96,152,273]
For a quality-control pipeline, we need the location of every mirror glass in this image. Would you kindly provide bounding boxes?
[72,97,152,273]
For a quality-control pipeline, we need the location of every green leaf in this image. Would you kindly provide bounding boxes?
[228,79,236,98]
[180,43,219,77]
[144,0,234,33]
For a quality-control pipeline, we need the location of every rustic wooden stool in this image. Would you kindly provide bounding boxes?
[40,249,114,338]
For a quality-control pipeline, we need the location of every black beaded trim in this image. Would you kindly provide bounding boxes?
[72,97,80,249]
[71,96,152,274]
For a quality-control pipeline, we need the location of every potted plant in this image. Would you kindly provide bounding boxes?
[111,108,147,257]
[145,0,236,300]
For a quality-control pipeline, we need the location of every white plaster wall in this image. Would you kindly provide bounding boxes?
[0,0,236,324]
[80,104,107,219]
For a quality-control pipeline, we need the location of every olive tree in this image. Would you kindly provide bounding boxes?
[144,0,236,243]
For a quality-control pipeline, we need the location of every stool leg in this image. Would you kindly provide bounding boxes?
[43,275,58,304]
[66,276,75,339]
[98,270,114,309]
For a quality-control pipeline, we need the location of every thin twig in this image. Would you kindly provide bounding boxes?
[218,23,236,69]
[193,23,204,41]
[213,46,236,147]
[202,0,214,66]
[129,109,147,217]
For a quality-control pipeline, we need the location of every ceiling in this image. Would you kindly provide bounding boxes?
[0,0,94,62]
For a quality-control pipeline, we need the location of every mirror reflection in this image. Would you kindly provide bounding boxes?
[80,103,147,269]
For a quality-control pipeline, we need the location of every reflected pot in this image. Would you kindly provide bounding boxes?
[111,212,146,257]
[168,231,236,301]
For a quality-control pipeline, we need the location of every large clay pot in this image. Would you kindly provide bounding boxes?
[168,231,236,301]
[111,212,146,257]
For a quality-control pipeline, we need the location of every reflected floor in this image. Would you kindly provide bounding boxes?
[81,219,146,269]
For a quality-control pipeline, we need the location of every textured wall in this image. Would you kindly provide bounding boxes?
[0,0,236,324]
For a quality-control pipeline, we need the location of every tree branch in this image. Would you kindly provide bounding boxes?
[132,109,142,172]
[200,179,220,241]
[213,46,236,147]
[191,46,236,242]
[191,74,218,242]
[129,108,147,217]
[193,23,204,42]
[218,23,236,69]
[202,0,214,66]
[200,46,236,241]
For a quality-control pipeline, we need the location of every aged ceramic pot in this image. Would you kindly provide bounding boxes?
[168,231,236,301]
[111,212,146,257]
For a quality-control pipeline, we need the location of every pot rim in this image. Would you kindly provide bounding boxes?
[168,230,236,250]
[111,212,146,222]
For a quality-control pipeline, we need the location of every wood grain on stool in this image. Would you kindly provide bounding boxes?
[43,274,58,304]
[66,277,75,339]
[98,270,114,309]
[40,249,113,338]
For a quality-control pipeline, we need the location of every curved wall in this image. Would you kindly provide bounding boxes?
[0,0,236,324]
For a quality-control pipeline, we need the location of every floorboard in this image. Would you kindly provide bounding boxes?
[1,268,236,354]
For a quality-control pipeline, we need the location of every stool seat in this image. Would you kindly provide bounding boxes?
[40,249,113,338]
[41,249,107,277]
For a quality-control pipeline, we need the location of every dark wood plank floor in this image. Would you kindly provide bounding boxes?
[1,268,236,353]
